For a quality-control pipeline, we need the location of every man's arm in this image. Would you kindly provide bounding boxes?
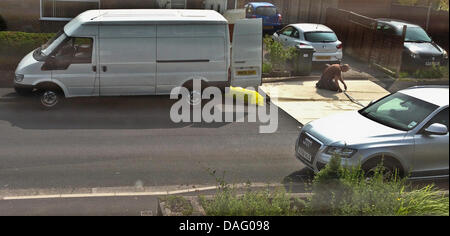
[339,76,347,91]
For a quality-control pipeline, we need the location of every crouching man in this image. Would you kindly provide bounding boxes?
[316,64,350,92]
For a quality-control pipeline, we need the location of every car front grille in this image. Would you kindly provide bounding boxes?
[420,54,443,61]
[297,132,321,164]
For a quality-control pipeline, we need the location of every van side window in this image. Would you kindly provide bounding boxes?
[72,38,93,64]
[54,37,93,64]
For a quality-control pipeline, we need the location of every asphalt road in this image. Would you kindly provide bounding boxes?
[0,91,304,191]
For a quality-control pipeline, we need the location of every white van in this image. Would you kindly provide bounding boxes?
[13,9,262,108]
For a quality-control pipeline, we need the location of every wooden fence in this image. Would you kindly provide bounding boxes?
[326,8,405,75]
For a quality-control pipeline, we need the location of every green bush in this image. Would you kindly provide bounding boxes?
[400,65,449,79]
[201,160,448,216]
[263,36,297,72]
[262,62,273,74]
[305,155,449,216]
[0,31,55,70]
[200,169,304,216]
[201,185,303,216]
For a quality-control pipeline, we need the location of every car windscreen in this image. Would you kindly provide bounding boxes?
[304,32,338,42]
[255,6,277,16]
[359,92,438,131]
[405,27,432,42]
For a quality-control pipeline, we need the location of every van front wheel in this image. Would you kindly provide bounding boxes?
[39,89,63,110]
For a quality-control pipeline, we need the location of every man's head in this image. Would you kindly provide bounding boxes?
[341,64,350,72]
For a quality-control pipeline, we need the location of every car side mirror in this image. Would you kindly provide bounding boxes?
[424,123,448,135]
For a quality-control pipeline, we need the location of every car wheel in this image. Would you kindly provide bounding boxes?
[362,158,404,180]
[39,89,63,110]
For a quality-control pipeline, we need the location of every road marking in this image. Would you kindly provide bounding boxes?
[1,183,288,201]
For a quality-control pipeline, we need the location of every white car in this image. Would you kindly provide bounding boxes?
[296,86,449,179]
[272,23,343,63]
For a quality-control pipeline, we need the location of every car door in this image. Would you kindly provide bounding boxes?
[231,19,262,88]
[50,36,97,97]
[277,26,295,47]
[98,25,157,96]
[288,28,302,47]
[412,107,449,178]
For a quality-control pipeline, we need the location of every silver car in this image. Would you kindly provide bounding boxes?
[272,23,343,63]
[295,86,449,179]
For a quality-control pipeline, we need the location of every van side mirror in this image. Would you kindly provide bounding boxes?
[424,123,448,135]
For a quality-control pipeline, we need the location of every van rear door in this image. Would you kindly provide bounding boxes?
[231,19,262,88]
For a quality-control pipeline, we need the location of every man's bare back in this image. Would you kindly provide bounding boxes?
[316,64,350,92]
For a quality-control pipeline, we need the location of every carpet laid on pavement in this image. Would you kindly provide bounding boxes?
[260,80,390,125]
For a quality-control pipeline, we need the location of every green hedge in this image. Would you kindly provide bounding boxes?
[0,31,55,70]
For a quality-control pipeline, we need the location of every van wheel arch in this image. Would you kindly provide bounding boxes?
[362,155,405,178]
[181,79,209,90]
[35,82,66,97]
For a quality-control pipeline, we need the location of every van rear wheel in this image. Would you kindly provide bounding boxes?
[38,89,63,110]
[187,89,202,106]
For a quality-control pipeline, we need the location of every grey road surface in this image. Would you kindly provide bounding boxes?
[0,93,303,191]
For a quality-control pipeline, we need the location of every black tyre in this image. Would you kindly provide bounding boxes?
[38,89,63,110]
[183,80,205,106]
[362,158,404,180]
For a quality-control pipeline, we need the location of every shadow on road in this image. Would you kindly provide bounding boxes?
[0,95,243,130]
[281,168,315,192]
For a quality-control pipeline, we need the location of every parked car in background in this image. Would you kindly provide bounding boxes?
[273,23,343,64]
[376,19,449,71]
[244,2,282,33]
[295,85,449,179]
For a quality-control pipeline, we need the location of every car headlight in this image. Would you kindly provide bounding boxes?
[15,74,24,83]
[325,146,357,158]
[443,50,448,60]
[410,51,419,59]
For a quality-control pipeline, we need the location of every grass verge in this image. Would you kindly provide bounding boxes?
[200,158,449,216]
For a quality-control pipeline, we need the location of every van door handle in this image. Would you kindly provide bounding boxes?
[235,61,246,64]
[102,66,107,72]
[92,65,97,72]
